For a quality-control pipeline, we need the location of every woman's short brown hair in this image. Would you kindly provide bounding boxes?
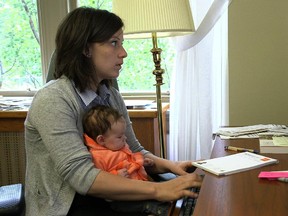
[54,7,124,92]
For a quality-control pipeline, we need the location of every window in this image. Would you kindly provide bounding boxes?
[0,0,41,91]
[0,0,174,96]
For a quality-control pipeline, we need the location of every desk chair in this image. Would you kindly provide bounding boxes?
[0,184,25,216]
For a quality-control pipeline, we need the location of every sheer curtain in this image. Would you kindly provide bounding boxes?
[168,0,231,161]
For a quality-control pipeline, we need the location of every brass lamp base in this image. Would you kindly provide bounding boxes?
[151,32,166,159]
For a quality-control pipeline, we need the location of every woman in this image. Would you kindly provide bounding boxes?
[24,7,202,216]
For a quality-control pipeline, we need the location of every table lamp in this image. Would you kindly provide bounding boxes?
[113,0,195,158]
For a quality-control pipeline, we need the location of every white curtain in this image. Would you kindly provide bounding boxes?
[168,0,231,161]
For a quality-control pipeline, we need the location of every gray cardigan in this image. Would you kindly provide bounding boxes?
[24,76,147,215]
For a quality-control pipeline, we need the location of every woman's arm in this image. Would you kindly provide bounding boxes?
[87,170,202,202]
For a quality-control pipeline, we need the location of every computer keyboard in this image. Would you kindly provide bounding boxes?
[178,187,200,216]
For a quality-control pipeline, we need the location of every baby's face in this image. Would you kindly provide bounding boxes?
[103,118,127,151]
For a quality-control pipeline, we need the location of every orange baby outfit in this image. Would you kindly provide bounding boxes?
[84,134,148,181]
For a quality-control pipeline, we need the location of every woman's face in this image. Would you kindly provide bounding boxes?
[89,29,127,82]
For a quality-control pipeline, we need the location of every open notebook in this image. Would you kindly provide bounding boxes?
[192,152,278,176]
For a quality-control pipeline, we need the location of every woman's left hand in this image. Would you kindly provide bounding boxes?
[144,154,197,176]
[170,161,197,176]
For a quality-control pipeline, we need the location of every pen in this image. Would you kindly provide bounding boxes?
[224,145,259,154]
[278,178,288,183]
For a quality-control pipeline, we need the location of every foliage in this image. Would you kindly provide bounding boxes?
[0,0,174,92]
[121,38,173,91]
[0,0,41,90]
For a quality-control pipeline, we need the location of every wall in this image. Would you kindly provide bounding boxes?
[228,0,288,125]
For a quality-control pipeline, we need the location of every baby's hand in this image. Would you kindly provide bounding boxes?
[144,158,154,167]
[117,168,129,178]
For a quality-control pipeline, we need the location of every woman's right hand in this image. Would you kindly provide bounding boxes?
[153,173,203,202]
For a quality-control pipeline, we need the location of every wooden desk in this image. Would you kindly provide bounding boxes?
[129,104,169,157]
[192,137,288,216]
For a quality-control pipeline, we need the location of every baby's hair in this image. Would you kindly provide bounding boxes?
[83,105,124,140]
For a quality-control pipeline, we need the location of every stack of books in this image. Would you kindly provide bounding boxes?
[259,133,288,154]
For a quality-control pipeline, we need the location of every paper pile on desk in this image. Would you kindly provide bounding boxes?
[216,124,287,139]
[0,97,32,111]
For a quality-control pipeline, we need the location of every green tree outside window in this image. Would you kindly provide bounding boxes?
[0,0,174,92]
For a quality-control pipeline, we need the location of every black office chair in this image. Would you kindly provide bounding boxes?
[0,184,25,216]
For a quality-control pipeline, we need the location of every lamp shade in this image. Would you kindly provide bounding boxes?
[112,0,195,39]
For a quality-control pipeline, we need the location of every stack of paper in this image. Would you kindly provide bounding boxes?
[0,97,32,111]
[216,124,287,139]
[258,128,288,136]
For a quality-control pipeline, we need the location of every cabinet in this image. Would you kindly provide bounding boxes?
[128,103,169,157]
